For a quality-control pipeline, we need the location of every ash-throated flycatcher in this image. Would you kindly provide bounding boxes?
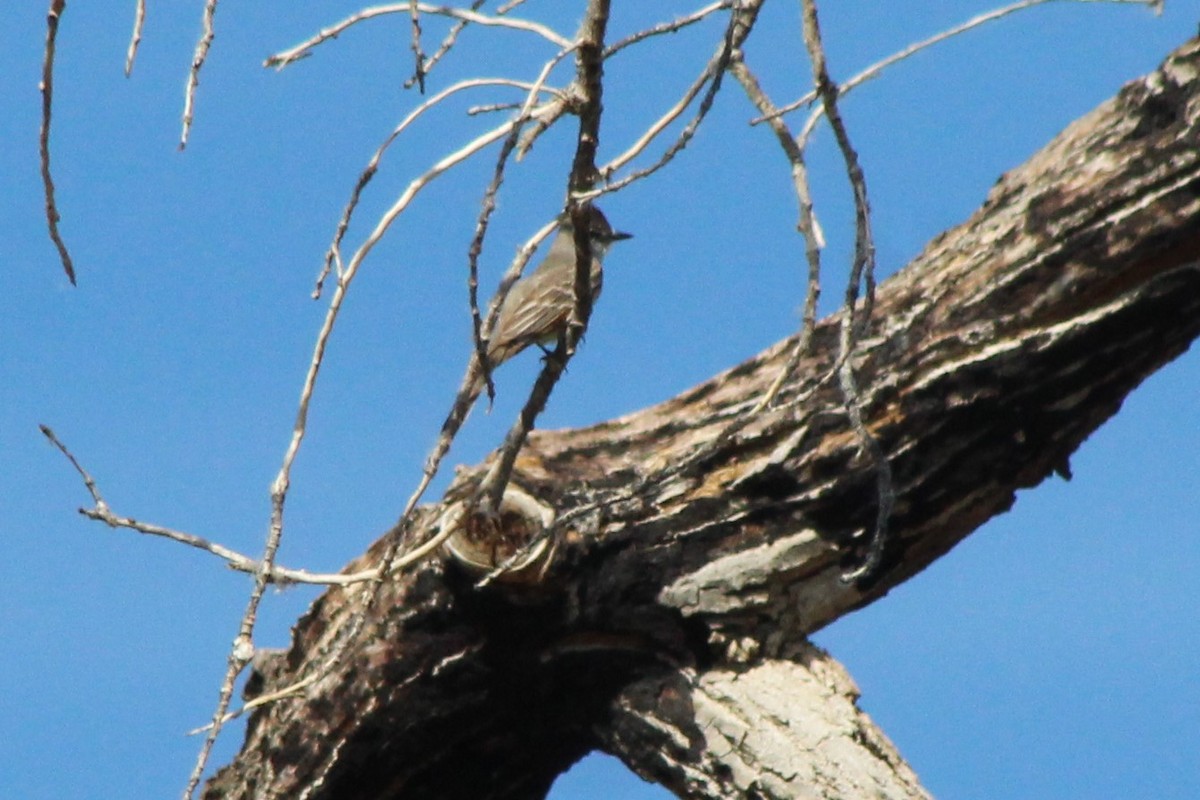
[483,205,631,371]
[430,205,630,476]
[456,206,631,411]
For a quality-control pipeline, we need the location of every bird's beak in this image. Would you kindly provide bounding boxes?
[611,230,633,241]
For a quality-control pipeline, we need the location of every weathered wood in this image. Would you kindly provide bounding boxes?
[599,645,929,799]
[205,39,1200,800]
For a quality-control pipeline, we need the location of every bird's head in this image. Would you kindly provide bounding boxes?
[563,205,632,259]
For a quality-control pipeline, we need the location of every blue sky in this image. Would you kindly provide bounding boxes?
[2,2,1197,798]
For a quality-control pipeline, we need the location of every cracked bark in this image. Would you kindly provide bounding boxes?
[204,38,1200,800]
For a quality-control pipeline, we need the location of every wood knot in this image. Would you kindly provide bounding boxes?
[441,485,555,583]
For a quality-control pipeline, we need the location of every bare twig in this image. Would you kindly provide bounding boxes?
[757,0,1163,126]
[515,97,570,159]
[180,0,217,150]
[40,0,75,286]
[496,0,532,13]
[38,425,375,585]
[40,425,100,505]
[83,503,371,584]
[403,0,488,89]
[599,43,723,178]
[465,125,531,406]
[186,671,322,735]
[467,101,522,115]
[729,55,823,411]
[189,502,465,739]
[800,6,874,333]
[408,2,427,92]
[266,3,570,69]
[316,76,566,297]
[799,0,892,583]
[578,4,745,203]
[124,0,146,76]
[512,0,740,161]
[604,1,733,58]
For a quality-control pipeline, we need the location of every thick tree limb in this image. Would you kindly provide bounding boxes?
[600,646,928,799]
[205,39,1200,800]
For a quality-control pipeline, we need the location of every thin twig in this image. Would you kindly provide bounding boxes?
[403,0,488,89]
[76,502,374,585]
[800,8,874,332]
[124,0,146,76]
[266,3,570,69]
[315,77,566,297]
[408,2,427,92]
[515,97,569,159]
[513,0,736,160]
[186,671,321,735]
[579,6,742,203]
[465,124,531,406]
[77,505,374,584]
[180,0,217,150]
[190,502,463,738]
[604,1,733,58]
[40,0,75,286]
[596,3,747,180]
[468,101,522,115]
[599,47,722,178]
[799,0,891,583]
[729,55,823,411]
[40,425,100,504]
[187,579,391,735]
[474,525,552,588]
[496,0,532,12]
[757,0,1162,126]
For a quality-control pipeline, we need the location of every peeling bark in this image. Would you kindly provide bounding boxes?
[205,39,1200,800]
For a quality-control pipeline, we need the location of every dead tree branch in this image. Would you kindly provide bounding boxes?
[203,36,1200,800]
[39,0,75,285]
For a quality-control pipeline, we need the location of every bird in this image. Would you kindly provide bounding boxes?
[483,205,632,371]
[433,206,631,452]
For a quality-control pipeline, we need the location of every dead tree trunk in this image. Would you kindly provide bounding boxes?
[205,38,1200,800]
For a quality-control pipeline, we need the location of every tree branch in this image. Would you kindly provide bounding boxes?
[39,0,75,285]
[203,37,1200,800]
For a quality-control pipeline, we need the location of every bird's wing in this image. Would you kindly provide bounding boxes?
[489,280,574,361]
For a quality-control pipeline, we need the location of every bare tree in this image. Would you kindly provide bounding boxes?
[36,1,1196,798]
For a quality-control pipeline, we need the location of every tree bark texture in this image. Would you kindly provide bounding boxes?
[205,39,1200,800]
